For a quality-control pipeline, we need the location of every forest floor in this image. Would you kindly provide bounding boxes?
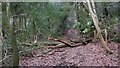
[19,41,119,66]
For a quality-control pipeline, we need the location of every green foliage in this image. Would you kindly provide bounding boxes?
[73,3,95,37]
[73,21,94,37]
[22,3,70,39]
[2,2,120,65]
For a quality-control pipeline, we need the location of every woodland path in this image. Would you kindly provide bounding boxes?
[19,41,119,66]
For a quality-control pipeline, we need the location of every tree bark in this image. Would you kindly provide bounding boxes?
[7,3,19,66]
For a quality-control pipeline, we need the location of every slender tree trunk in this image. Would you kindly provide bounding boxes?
[10,18,19,66]
[87,0,112,53]
[7,3,19,66]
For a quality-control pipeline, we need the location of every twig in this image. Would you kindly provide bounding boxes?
[0,55,12,63]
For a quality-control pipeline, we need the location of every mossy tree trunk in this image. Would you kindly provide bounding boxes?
[9,17,19,66]
[7,3,19,66]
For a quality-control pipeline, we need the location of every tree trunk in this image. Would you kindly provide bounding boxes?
[87,0,113,53]
[7,3,19,66]
[9,17,19,67]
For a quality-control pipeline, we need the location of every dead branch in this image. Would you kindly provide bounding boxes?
[48,37,87,48]
[20,37,91,49]
[46,43,65,49]
[48,37,74,47]
[38,41,61,46]
[19,41,61,46]
[46,42,83,49]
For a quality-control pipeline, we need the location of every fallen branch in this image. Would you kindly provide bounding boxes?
[19,41,61,46]
[19,43,37,46]
[46,43,65,49]
[39,41,61,46]
[48,37,88,47]
[46,42,83,49]
[48,37,74,47]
